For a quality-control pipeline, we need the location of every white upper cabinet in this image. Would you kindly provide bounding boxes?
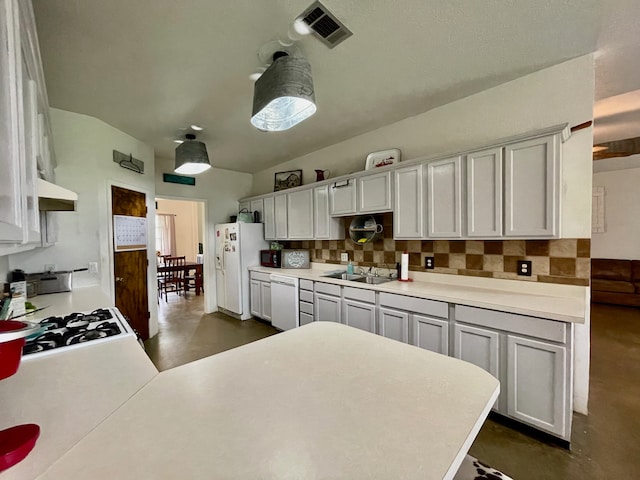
[274,194,288,239]
[427,156,463,238]
[263,196,275,240]
[0,0,25,243]
[394,164,424,239]
[287,189,314,239]
[466,147,503,237]
[313,185,344,240]
[329,179,357,216]
[238,201,250,214]
[358,171,392,213]
[250,198,264,223]
[504,134,559,237]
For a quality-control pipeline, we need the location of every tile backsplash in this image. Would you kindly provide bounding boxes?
[283,213,590,286]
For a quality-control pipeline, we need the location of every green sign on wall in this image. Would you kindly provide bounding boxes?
[163,173,195,186]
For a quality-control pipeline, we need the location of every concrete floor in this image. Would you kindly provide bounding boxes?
[145,297,640,479]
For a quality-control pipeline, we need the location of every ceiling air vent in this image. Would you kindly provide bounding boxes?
[298,1,352,49]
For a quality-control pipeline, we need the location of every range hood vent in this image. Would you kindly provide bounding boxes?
[298,1,352,48]
[38,178,78,211]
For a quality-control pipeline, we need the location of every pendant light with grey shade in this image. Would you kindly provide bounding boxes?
[251,51,316,132]
[174,134,211,174]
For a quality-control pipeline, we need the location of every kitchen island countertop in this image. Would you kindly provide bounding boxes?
[37,322,499,480]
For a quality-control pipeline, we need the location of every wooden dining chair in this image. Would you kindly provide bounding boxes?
[158,256,186,301]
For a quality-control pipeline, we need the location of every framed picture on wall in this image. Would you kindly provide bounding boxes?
[274,170,303,191]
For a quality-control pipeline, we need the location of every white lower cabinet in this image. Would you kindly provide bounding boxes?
[315,292,341,322]
[299,279,314,326]
[249,272,271,321]
[412,314,449,355]
[343,299,376,333]
[506,335,568,438]
[454,304,572,440]
[378,307,409,343]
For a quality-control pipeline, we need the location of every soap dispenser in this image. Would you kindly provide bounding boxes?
[346,260,354,275]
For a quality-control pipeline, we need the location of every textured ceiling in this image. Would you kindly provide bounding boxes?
[32,0,640,173]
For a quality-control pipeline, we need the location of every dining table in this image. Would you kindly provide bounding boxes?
[157,261,203,295]
[36,322,499,480]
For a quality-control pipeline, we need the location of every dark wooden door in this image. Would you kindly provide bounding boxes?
[112,186,149,340]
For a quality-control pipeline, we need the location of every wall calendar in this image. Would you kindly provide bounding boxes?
[113,215,147,251]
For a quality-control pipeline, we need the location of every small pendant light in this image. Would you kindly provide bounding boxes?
[174,134,211,174]
[250,51,316,132]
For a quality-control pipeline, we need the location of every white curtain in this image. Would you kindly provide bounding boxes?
[156,214,176,257]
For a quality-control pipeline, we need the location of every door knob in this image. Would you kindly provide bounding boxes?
[116,277,125,283]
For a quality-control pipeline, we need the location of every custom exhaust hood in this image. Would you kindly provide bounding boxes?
[37,178,78,211]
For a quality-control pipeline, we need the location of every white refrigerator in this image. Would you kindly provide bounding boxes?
[215,223,267,320]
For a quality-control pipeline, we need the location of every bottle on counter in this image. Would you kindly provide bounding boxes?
[396,262,401,279]
[346,260,354,275]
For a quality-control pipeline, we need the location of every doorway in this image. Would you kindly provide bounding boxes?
[155,197,206,314]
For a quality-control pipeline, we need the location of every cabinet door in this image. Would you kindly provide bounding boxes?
[21,73,40,242]
[454,323,500,410]
[329,179,356,216]
[287,189,314,239]
[358,171,392,213]
[378,307,409,343]
[393,164,424,239]
[427,156,463,238]
[343,299,376,333]
[263,196,275,240]
[412,314,449,355]
[314,185,331,239]
[274,194,288,239]
[507,335,568,438]
[0,0,25,243]
[467,147,502,237]
[314,292,342,323]
[504,134,559,237]
[250,279,262,318]
[250,199,264,223]
[260,281,272,321]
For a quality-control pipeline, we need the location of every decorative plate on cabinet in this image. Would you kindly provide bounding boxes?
[365,148,401,170]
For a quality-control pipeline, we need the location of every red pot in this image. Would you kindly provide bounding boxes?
[0,321,28,381]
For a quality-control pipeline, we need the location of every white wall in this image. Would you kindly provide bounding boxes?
[251,55,594,238]
[0,256,8,286]
[8,108,160,337]
[156,198,200,262]
[251,54,594,414]
[592,165,640,259]
[155,158,253,313]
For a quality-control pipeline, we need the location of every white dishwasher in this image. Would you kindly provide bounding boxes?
[270,274,299,331]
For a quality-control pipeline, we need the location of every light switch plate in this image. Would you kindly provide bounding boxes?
[340,253,349,262]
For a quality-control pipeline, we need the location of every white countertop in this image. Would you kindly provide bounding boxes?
[38,323,499,480]
[22,286,113,322]
[249,265,587,323]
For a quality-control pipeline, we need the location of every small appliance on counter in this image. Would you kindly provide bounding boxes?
[282,250,310,269]
[25,271,73,295]
[260,249,282,268]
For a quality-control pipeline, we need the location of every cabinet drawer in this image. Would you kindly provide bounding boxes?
[300,312,314,326]
[299,289,314,303]
[300,279,314,291]
[342,286,375,304]
[299,301,314,315]
[379,292,448,318]
[314,282,341,296]
[250,271,271,283]
[455,305,567,343]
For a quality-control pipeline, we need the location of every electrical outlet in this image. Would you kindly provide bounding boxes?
[424,256,435,269]
[517,260,532,276]
[89,262,99,274]
[45,264,56,273]
[340,252,349,262]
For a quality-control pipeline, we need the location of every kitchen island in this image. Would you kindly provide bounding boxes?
[36,322,498,480]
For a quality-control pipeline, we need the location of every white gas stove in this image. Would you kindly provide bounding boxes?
[21,307,137,359]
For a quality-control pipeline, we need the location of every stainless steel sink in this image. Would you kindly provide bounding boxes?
[352,276,394,285]
[322,272,364,281]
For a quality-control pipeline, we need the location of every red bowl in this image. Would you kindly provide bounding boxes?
[0,424,40,472]
[0,321,29,381]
